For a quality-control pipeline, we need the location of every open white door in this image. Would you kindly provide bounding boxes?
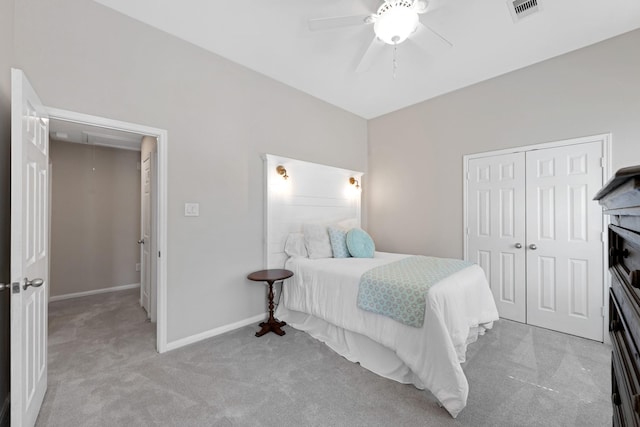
[10,69,49,427]
[140,148,154,321]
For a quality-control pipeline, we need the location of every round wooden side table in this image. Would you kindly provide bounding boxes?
[247,269,293,337]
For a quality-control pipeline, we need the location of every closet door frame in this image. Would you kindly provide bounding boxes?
[463,133,612,343]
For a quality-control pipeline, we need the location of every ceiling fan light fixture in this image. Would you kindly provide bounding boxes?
[374,1,419,45]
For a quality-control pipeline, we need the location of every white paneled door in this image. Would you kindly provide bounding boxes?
[466,139,605,341]
[11,69,49,427]
[467,153,527,323]
[140,150,153,321]
[525,142,604,341]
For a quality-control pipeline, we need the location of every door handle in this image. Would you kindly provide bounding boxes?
[515,243,522,249]
[138,239,145,245]
[610,247,630,259]
[0,283,8,292]
[529,244,537,250]
[23,277,44,290]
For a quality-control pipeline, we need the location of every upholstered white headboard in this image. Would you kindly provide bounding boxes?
[264,154,363,268]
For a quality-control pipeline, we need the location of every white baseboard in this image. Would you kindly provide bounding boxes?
[165,313,266,352]
[49,283,141,302]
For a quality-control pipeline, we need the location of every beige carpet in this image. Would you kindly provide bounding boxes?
[37,288,611,426]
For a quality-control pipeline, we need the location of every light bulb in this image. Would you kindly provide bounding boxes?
[374,6,419,45]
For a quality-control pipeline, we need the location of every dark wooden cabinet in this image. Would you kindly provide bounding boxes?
[595,165,640,427]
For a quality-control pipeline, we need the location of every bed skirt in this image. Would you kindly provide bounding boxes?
[276,304,493,410]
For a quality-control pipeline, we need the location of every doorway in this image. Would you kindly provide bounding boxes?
[463,134,611,341]
[46,107,168,352]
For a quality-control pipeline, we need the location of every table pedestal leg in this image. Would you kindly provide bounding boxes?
[255,280,287,337]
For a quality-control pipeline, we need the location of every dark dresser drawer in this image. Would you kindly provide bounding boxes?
[595,165,640,427]
[610,289,640,426]
[609,225,640,352]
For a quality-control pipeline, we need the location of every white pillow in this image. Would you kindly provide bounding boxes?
[284,233,308,258]
[303,223,333,259]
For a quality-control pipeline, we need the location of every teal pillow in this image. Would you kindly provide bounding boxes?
[346,228,375,258]
[328,227,351,258]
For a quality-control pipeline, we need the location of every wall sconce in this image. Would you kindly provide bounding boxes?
[349,177,360,189]
[276,165,289,180]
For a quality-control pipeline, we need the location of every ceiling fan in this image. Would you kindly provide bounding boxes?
[308,0,452,73]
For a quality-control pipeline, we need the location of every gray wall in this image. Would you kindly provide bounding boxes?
[12,0,367,342]
[50,140,141,297]
[367,29,640,260]
[0,0,14,421]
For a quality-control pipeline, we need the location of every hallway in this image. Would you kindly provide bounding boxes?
[38,289,154,425]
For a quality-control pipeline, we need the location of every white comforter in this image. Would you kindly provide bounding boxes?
[276,252,499,418]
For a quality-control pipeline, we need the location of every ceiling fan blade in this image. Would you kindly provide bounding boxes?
[410,22,452,55]
[308,14,373,32]
[355,36,385,73]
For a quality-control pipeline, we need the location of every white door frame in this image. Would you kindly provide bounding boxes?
[45,107,169,353]
[463,133,612,342]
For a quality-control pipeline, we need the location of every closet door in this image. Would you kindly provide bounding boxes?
[525,141,604,341]
[467,153,526,322]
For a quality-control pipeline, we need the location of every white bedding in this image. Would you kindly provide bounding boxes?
[275,252,499,418]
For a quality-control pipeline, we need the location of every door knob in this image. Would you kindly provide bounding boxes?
[0,283,8,292]
[515,243,522,249]
[23,277,44,290]
[138,239,145,245]
[529,244,537,250]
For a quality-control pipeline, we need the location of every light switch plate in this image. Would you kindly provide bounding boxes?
[184,203,199,217]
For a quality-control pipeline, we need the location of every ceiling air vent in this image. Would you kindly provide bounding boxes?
[508,0,541,22]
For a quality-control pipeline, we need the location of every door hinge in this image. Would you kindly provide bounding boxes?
[158,251,161,258]
[601,306,606,317]
[601,232,606,243]
[600,157,606,168]
[466,171,470,181]
[466,227,469,236]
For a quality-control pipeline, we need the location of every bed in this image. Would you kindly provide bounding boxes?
[275,251,498,418]
[263,154,499,418]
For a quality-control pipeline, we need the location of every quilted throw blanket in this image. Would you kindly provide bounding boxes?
[357,256,472,327]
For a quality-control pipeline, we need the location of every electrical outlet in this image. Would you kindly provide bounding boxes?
[184,202,199,217]
[136,263,141,272]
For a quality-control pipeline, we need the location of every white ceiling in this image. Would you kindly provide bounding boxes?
[49,119,143,151]
[93,0,640,119]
